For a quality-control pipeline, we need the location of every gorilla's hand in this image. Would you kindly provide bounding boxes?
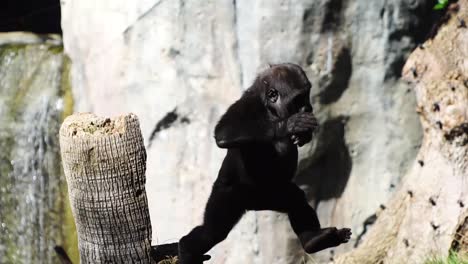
[275,112,318,141]
[287,112,318,134]
[291,132,313,147]
[288,112,317,146]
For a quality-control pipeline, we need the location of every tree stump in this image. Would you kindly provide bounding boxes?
[59,113,153,263]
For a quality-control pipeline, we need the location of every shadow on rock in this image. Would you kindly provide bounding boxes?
[295,116,352,203]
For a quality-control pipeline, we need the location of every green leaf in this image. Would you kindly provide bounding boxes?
[434,0,450,10]
[433,3,446,10]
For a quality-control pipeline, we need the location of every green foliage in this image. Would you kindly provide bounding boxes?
[424,250,468,264]
[433,0,450,10]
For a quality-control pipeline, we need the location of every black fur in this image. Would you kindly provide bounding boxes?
[178,63,351,264]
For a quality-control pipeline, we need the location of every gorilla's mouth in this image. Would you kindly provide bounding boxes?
[267,105,280,118]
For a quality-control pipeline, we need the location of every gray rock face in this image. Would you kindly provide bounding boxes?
[0,33,74,263]
[61,0,428,262]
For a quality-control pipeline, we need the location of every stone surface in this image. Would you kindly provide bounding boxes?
[0,33,76,263]
[61,0,433,262]
[335,3,468,262]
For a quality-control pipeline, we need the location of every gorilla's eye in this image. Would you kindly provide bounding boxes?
[267,89,278,102]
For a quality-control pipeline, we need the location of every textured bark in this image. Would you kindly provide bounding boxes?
[59,113,153,263]
[452,210,468,254]
[334,2,468,263]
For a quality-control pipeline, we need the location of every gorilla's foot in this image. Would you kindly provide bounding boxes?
[299,227,352,254]
[177,243,211,264]
[178,251,210,264]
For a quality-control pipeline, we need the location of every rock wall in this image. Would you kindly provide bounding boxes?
[61,0,433,263]
[0,33,77,263]
[335,2,468,262]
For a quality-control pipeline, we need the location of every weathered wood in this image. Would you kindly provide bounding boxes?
[150,243,179,263]
[60,113,153,263]
[451,210,468,254]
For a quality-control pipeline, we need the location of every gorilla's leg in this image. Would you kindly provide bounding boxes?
[179,185,244,264]
[286,184,351,253]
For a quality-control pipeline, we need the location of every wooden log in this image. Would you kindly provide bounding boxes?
[59,113,153,263]
[150,243,179,263]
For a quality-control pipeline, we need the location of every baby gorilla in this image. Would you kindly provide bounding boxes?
[178,63,351,264]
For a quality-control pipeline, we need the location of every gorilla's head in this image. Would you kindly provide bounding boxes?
[251,63,313,120]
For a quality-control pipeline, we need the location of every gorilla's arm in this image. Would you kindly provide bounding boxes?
[214,94,282,148]
[214,94,317,148]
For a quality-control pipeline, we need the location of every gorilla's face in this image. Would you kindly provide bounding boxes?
[260,63,312,120]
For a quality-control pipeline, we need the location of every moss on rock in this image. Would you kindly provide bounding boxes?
[0,35,78,264]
